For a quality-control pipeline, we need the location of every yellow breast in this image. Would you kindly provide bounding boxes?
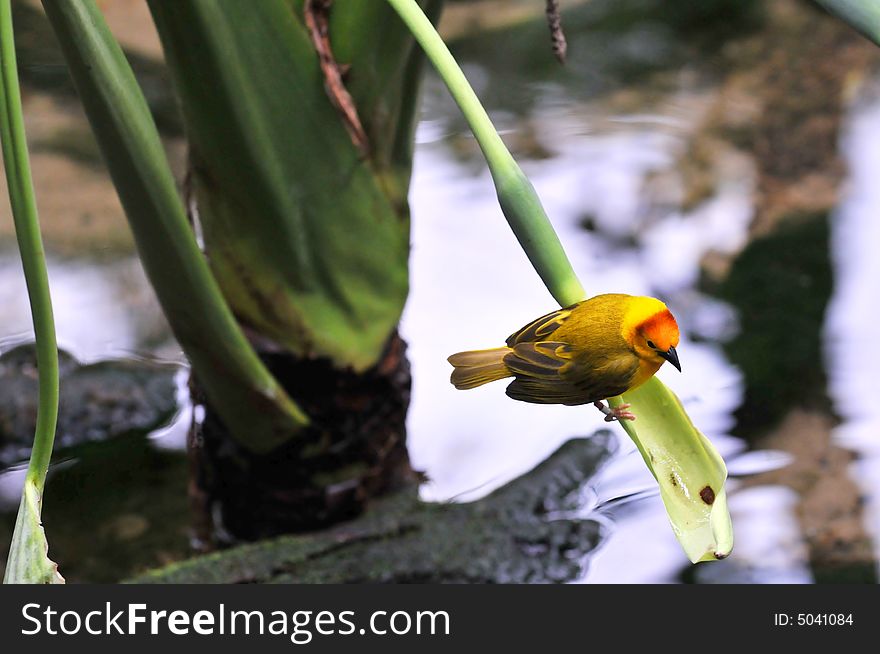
[629,357,663,391]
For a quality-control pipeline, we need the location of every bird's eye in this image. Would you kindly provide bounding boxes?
[646,340,656,349]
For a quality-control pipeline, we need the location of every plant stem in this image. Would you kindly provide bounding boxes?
[386,0,586,307]
[0,0,59,493]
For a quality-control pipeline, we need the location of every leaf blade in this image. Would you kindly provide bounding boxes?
[149,0,414,370]
[40,0,309,453]
[612,378,734,563]
[3,483,63,584]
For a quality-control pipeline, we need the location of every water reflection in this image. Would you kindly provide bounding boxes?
[826,81,880,578]
[698,485,812,584]
[0,253,174,362]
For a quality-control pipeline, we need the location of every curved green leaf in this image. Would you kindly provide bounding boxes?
[40,0,309,453]
[148,0,417,370]
[612,379,733,563]
[329,0,444,206]
[4,483,63,584]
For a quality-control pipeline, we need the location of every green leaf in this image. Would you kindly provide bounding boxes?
[329,0,444,206]
[814,0,880,46]
[40,0,309,453]
[4,483,63,584]
[611,378,733,563]
[148,0,417,370]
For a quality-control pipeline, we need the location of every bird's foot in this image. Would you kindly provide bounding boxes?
[593,401,636,422]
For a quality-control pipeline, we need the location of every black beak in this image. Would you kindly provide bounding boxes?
[661,346,681,372]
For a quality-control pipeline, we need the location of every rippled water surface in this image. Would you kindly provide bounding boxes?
[1,0,878,583]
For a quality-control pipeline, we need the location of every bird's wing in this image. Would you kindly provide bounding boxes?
[504,342,585,405]
[504,343,638,406]
[503,341,575,378]
[505,378,588,405]
[506,307,573,346]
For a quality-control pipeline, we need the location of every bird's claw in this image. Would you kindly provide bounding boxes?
[594,401,636,422]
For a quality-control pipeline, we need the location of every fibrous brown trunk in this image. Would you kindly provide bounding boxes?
[188,331,415,548]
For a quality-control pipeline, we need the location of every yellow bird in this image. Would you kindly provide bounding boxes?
[447,293,681,421]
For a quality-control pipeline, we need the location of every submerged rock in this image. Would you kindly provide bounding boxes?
[132,433,616,584]
[0,343,179,469]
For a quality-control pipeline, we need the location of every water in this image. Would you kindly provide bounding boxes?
[1,0,878,583]
[825,82,880,575]
[0,255,175,362]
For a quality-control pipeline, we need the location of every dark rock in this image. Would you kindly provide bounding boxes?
[0,343,179,469]
[132,433,616,584]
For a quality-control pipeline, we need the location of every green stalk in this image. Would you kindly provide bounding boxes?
[40,0,309,453]
[389,0,733,562]
[386,0,585,307]
[0,0,62,583]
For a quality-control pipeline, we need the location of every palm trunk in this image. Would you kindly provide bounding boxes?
[189,332,415,546]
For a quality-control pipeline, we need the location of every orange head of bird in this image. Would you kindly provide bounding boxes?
[629,300,682,372]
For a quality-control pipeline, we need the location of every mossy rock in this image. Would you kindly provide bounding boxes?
[132,433,615,584]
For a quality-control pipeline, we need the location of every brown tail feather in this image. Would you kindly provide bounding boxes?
[448,347,513,390]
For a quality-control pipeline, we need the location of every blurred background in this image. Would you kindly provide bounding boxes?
[1,0,878,583]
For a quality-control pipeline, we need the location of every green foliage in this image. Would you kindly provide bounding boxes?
[148,0,437,371]
[8,0,182,135]
[612,380,733,563]
[4,484,63,584]
[40,0,309,453]
[329,0,444,204]
[7,435,190,583]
